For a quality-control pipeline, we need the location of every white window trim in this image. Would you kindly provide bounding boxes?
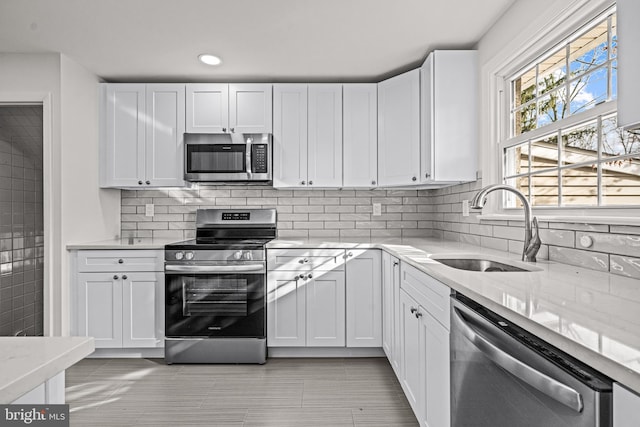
[479,0,639,225]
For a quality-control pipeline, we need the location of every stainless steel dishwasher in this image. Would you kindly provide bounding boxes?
[451,293,612,427]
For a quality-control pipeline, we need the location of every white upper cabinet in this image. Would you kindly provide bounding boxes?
[101,83,185,188]
[377,69,421,187]
[617,0,640,130]
[420,50,478,184]
[229,84,273,133]
[343,84,378,187]
[186,83,272,134]
[273,84,308,188]
[307,84,343,188]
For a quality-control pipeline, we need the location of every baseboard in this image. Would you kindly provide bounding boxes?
[267,347,385,358]
[87,348,165,358]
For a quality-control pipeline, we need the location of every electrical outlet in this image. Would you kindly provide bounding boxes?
[145,204,155,217]
[372,203,382,216]
[462,200,470,217]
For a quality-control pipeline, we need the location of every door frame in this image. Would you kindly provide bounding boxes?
[0,92,54,336]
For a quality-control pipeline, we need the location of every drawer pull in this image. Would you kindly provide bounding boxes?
[113,275,119,280]
[118,259,124,264]
[122,275,128,280]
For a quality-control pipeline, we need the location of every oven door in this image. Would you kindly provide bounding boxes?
[165,263,265,338]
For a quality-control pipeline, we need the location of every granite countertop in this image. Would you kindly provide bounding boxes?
[67,236,640,393]
[268,237,640,393]
[0,336,95,403]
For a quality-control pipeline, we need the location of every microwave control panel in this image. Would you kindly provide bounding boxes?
[252,144,268,173]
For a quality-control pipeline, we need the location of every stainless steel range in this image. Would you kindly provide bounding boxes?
[164,208,276,364]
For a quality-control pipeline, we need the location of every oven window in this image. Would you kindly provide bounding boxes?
[187,145,246,173]
[183,277,248,316]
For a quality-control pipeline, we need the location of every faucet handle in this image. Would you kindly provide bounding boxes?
[525,217,542,262]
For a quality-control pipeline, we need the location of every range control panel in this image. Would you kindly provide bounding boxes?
[222,212,250,221]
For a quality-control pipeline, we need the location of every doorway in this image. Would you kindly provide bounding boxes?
[0,105,44,336]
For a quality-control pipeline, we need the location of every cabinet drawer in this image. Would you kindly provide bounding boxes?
[400,262,450,329]
[267,249,345,271]
[76,250,164,272]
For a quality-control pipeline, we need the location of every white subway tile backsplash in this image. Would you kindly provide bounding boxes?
[576,232,640,257]
[549,247,609,272]
[610,255,640,280]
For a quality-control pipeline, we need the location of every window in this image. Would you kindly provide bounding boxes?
[501,8,640,209]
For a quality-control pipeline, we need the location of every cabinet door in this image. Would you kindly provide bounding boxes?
[343,84,378,187]
[421,50,478,184]
[122,272,164,348]
[229,84,273,133]
[77,273,123,348]
[377,69,420,186]
[346,249,382,347]
[273,84,308,188]
[382,253,400,371]
[307,84,343,187]
[617,0,640,130]
[399,289,422,416]
[614,383,640,427]
[306,270,346,347]
[423,311,450,427]
[145,84,185,187]
[267,271,306,346]
[186,84,229,133]
[101,84,146,187]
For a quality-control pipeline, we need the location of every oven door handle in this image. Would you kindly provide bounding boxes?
[452,307,584,413]
[165,264,265,273]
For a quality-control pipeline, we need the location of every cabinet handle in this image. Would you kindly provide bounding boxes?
[308,273,313,279]
[222,127,227,132]
[425,173,430,178]
[410,307,417,314]
[299,274,305,279]
[301,181,306,185]
[138,181,143,185]
[308,181,313,185]
[371,180,376,185]
[146,180,150,185]
[230,127,235,133]
[347,252,353,258]
[113,275,119,280]
[122,275,128,280]
[415,311,423,318]
[118,259,124,264]
[412,176,417,182]
[299,258,309,264]
[393,261,399,267]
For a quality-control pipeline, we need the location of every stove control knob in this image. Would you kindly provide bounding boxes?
[242,251,253,260]
[175,251,184,260]
[233,250,243,260]
[185,251,195,260]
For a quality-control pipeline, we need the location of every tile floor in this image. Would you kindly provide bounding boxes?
[65,357,418,426]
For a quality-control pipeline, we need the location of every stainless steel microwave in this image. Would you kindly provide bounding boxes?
[184,133,272,183]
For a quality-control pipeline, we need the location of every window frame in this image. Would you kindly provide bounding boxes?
[485,0,640,224]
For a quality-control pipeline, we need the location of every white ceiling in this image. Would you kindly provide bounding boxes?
[0,0,516,83]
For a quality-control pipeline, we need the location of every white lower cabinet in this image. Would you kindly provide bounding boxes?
[614,383,640,427]
[72,250,165,349]
[306,270,346,347]
[382,251,401,374]
[397,262,451,427]
[267,248,381,349]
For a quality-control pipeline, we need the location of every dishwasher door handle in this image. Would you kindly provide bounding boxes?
[453,307,584,413]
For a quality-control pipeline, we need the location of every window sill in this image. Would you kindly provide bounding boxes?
[478,214,640,227]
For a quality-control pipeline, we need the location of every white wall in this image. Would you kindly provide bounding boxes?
[60,55,121,334]
[0,53,120,335]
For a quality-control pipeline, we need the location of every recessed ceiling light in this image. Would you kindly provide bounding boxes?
[198,54,222,66]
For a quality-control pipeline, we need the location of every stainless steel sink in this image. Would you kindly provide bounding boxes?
[432,258,530,272]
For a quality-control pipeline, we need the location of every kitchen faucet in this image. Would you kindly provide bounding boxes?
[470,184,541,262]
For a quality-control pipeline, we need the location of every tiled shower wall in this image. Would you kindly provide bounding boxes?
[0,106,44,336]
[121,187,433,241]
[426,179,640,280]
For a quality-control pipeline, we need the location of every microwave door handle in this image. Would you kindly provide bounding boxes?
[246,141,252,178]
[452,307,584,413]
